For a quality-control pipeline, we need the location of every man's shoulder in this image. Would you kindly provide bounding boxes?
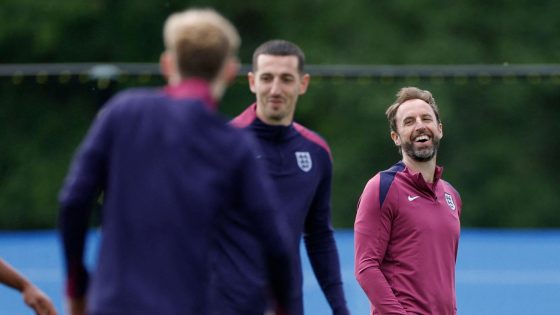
[216,122,259,155]
[440,178,461,198]
[368,162,406,207]
[99,87,167,117]
[111,87,162,104]
[379,161,406,176]
[188,114,259,169]
[363,162,405,189]
[374,161,406,187]
[293,122,331,158]
[109,87,212,108]
[230,103,257,128]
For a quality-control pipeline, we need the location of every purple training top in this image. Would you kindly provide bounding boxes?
[355,161,462,315]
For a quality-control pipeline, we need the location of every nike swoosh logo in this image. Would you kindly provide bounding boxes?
[408,195,420,201]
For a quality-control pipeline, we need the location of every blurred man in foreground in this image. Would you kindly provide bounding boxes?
[59,8,293,315]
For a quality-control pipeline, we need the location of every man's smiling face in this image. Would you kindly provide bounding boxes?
[391,98,443,162]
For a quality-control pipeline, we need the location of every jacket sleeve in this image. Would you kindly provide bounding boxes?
[57,106,113,298]
[354,175,407,315]
[303,155,350,315]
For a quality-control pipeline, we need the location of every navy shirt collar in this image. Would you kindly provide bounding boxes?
[250,117,299,141]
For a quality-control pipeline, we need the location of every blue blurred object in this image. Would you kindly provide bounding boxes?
[1,229,560,315]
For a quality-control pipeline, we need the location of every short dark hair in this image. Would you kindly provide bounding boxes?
[252,39,305,73]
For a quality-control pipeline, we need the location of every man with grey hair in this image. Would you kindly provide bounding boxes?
[355,87,462,314]
[59,8,294,315]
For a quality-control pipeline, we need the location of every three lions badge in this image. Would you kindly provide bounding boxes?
[445,193,456,211]
[295,152,312,172]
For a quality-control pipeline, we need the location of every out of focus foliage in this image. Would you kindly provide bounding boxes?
[1,0,560,229]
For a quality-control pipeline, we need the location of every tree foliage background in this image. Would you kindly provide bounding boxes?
[1,0,560,229]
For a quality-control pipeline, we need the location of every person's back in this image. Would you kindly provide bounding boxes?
[60,83,266,314]
[59,8,295,315]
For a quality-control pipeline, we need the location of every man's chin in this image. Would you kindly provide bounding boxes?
[403,145,436,162]
[411,149,436,162]
[267,101,285,109]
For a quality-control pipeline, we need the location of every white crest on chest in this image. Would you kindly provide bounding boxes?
[445,193,456,211]
[295,151,312,172]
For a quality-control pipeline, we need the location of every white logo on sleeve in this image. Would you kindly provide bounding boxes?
[295,152,312,172]
[445,193,456,211]
[407,195,420,201]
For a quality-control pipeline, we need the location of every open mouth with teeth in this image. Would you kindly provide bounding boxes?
[414,135,431,143]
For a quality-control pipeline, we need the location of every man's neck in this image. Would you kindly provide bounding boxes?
[402,156,437,183]
[210,80,225,101]
[168,75,225,102]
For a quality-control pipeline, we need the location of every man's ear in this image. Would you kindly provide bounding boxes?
[299,73,310,95]
[391,131,401,146]
[160,51,179,84]
[223,57,240,86]
[248,72,256,93]
[160,51,171,79]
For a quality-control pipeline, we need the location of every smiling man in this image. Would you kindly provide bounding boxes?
[354,87,462,315]
[228,40,350,315]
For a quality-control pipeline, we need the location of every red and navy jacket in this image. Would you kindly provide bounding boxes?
[58,80,294,315]
[355,161,462,315]
[225,104,350,315]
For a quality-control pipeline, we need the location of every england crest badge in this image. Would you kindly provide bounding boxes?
[445,193,456,211]
[295,151,312,172]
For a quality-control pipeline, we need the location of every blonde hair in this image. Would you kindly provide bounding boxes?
[163,8,240,80]
[385,86,440,133]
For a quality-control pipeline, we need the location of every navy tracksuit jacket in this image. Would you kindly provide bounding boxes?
[58,80,294,315]
[215,104,350,315]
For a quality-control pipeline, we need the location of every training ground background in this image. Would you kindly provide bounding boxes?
[1,229,560,314]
